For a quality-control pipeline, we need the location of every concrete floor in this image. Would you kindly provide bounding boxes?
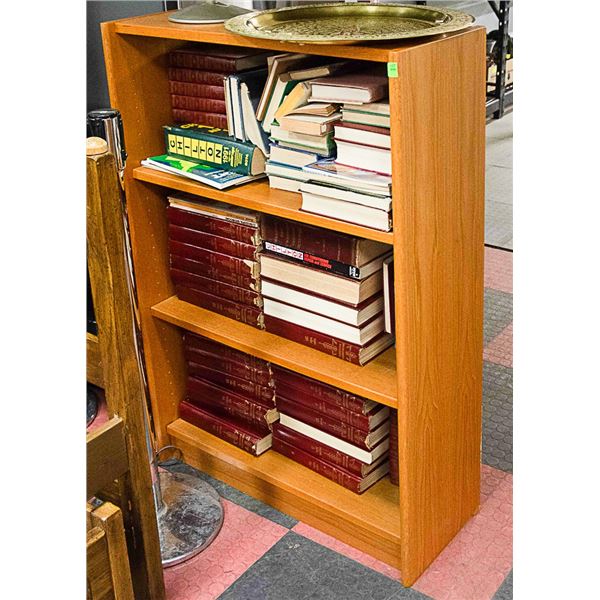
[486,112,513,249]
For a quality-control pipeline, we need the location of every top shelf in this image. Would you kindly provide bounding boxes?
[111,11,460,63]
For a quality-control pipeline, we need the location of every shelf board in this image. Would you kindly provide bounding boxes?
[168,418,401,568]
[152,295,397,408]
[134,167,394,244]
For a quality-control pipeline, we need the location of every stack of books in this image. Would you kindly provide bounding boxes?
[167,194,264,328]
[388,408,399,486]
[260,216,395,365]
[168,45,272,128]
[272,366,390,494]
[179,333,277,456]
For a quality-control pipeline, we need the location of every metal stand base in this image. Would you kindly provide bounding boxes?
[168,2,250,24]
[157,467,224,567]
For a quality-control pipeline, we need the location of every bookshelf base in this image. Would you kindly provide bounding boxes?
[167,418,402,571]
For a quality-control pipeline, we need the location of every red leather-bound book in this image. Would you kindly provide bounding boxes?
[275,379,388,432]
[272,365,377,414]
[264,315,394,365]
[171,94,227,115]
[170,254,257,289]
[170,240,258,282]
[272,435,389,494]
[169,80,226,100]
[187,362,274,405]
[169,47,271,73]
[172,109,228,129]
[262,215,389,266]
[169,68,228,86]
[169,224,258,261]
[179,400,272,456]
[186,377,276,431]
[171,269,260,307]
[176,286,263,329]
[167,205,260,246]
[273,423,384,477]
[184,332,271,374]
[389,408,399,485]
[276,396,389,450]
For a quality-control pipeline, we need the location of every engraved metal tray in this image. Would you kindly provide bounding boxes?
[225,3,474,45]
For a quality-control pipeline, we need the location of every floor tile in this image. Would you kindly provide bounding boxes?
[486,113,513,170]
[161,461,298,529]
[292,522,400,581]
[163,498,288,600]
[217,531,430,600]
[486,165,512,206]
[484,247,512,294]
[483,323,513,368]
[484,289,513,346]
[413,466,512,600]
[492,570,513,600]
[482,362,513,473]
[485,201,513,250]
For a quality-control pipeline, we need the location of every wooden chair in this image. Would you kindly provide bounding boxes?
[87,137,165,599]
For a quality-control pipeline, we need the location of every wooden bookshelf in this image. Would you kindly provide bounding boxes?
[102,11,485,586]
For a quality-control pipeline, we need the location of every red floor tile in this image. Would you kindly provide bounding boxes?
[484,323,513,368]
[413,465,513,600]
[163,498,288,600]
[484,247,512,294]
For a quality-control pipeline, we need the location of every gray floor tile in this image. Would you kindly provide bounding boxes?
[482,362,513,473]
[218,531,432,600]
[486,165,513,206]
[484,288,513,346]
[485,200,513,249]
[492,569,513,600]
[160,460,298,529]
[486,113,513,169]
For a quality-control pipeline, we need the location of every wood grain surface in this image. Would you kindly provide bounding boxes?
[87,332,103,388]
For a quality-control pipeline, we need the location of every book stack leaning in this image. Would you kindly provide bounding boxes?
[179,333,277,456]
[272,366,390,493]
[167,193,264,328]
[260,216,394,365]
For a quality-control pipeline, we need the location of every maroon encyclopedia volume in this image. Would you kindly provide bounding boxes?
[276,396,388,450]
[168,68,228,86]
[171,94,227,114]
[185,349,272,387]
[179,400,271,456]
[169,224,258,261]
[169,47,270,73]
[176,286,263,329]
[389,409,399,485]
[167,206,260,246]
[168,81,226,100]
[172,109,228,129]
[170,254,257,289]
[272,423,381,477]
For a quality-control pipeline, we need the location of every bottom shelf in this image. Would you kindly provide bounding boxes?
[167,418,401,570]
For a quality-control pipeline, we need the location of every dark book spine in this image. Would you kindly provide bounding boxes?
[172,109,229,130]
[277,396,375,450]
[272,423,367,477]
[170,254,257,289]
[184,332,271,373]
[187,363,274,405]
[169,51,238,73]
[169,80,226,100]
[169,224,258,260]
[274,381,376,432]
[168,68,228,86]
[186,377,273,430]
[389,409,399,486]
[264,242,361,280]
[171,94,227,114]
[171,269,261,307]
[176,286,264,329]
[264,315,362,364]
[272,436,363,493]
[179,400,267,456]
[167,206,259,245]
[262,215,359,264]
[165,123,256,174]
[272,365,370,414]
[169,240,258,280]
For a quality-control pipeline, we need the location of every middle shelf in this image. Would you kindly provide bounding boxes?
[152,295,398,408]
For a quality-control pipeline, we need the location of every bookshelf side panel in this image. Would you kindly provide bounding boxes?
[389,28,486,585]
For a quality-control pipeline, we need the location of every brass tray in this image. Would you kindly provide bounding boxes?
[225,3,474,45]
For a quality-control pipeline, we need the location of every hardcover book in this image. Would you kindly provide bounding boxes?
[170,254,258,289]
[389,408,399,485]
[169,46,272,73]
[168,67,228,86]
[309,71,388,104]
[333,122,391,149]
[180,400,272,456]
[171,94,227,114]
[169,81,226,100]
[168,194,260,229]
[172,109,228,129]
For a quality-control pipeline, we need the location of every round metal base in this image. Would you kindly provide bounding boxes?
[168,2,250,25]
[157,469,224,567]
[86,385,99,427]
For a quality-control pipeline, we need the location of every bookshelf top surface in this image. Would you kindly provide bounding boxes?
[110,11,479,63]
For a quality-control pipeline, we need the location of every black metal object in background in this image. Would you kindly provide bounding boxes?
[486,0,513,120]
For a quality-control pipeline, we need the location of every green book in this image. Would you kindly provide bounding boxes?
[163,124,266,176]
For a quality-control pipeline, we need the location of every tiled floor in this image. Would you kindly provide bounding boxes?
[161,244,513,600]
